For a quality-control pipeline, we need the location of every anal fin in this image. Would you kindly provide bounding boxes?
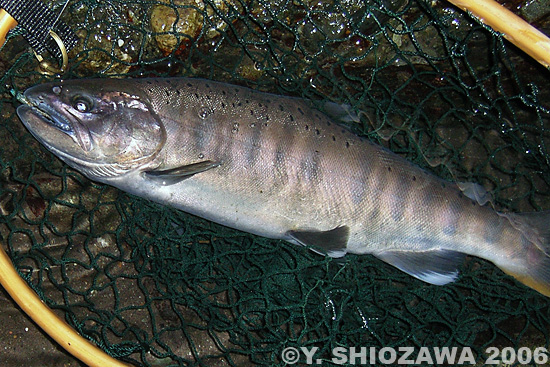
[287,226,350,258]
[376,249,466,285]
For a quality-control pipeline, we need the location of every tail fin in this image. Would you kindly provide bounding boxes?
[498,211,550,297]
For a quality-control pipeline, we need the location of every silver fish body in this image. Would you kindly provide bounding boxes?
[16,78,550,296]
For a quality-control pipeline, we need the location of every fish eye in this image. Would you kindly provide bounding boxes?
[72,97,93,113]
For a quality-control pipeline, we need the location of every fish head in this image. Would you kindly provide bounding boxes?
[16,79,166,179]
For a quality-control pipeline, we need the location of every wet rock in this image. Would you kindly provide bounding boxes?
[150,0,240,55]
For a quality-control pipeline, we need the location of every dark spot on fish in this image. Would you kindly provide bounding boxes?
[443,224,457,236]
[275,149,285,166]
[346,142,350,148]
[259,103,263,107]
[234,88,239,93]
[259,190,263,194]
[205,83,210,88]
[206,95,211,100]
[250,110,254,116]
[471,200,476,206]
[222,90,226,95]
[187,83,192,87]
[369,206,381,221]
[387,166,391,172]
[279,104,284,111]
[245,99,250,104]
[263,122,268,127]
[176,89,181,95]
[315,129,320,135]
[298,107,304,115]
[315,150,319,153]
[441,182,446,188]
[221,102,225,108]
[232,102,236,108]
[326,121,331,126]
[392,205,404,223]
[458,192,464,199]
[290,115,294,121]
[305,125,309,130]
[332,135,336,141]
[148,88,154,93]
[194,93,199,99]
[483,221,502,244]
[412,176,416,181]
[165,90,170,96]
[300,156,320,182]
[238,102,242,106]
[146,80,152,84]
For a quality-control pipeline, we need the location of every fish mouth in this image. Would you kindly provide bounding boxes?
[24,104,74,134]
[16,104,77,159]
[17,91,93,152]
[17,87,74,133]
[17,103,112,179]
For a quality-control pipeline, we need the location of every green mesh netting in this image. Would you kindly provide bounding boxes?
[1,0,550,366]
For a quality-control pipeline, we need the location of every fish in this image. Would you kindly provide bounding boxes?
[16,77,550,297]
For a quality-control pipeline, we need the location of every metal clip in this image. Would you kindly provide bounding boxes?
[34,29,68,75]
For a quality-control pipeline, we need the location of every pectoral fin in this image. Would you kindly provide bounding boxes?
[287,225,350,258]
[145,160,220,186]
[376,249,466,285]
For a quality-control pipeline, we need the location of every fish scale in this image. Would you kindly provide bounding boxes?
[15,77,550,297]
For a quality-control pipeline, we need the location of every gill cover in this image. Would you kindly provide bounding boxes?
[17,79,166,177]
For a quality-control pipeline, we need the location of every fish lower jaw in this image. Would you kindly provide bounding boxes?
[76,163,133,179]
[47,147,134,180]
